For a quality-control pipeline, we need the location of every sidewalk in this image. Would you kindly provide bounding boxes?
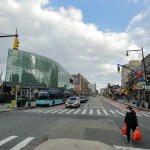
[34,138,114,150]
[117,98,150,112]
[0,101,36,112]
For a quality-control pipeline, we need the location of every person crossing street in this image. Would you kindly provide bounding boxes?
[124,106,138,143]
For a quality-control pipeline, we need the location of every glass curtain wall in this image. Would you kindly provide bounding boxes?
[5,49,73,89]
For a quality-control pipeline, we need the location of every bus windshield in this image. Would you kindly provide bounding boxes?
[37,93,49,100]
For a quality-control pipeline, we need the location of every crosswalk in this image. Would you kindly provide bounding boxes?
[23,108,150,118]
[0,135,35,150]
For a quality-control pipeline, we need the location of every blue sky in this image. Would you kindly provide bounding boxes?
[50,0,150,32]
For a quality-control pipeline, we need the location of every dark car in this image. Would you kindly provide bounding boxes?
[79,96,86,103]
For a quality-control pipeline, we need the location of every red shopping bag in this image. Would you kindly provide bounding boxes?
[133,128,142,141]
[122,124,127,135]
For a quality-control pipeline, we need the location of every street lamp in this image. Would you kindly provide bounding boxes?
[126,47,147,106]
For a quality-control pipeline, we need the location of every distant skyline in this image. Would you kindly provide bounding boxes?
[0,0,150,89]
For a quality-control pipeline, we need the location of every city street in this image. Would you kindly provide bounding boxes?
[0,96,150,150]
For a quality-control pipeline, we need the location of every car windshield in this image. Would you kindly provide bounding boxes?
[69,97,77,100]
[79,96,85,98]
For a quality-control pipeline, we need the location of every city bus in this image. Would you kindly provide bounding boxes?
[35,90,65,106]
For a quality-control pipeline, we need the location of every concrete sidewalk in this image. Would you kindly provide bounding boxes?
[0,101,36,112]
[34,138,114,150]
[117,99,150,112]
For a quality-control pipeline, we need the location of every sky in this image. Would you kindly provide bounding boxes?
[0,0,150,90]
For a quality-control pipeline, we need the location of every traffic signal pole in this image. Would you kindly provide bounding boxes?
[0,34,18,38]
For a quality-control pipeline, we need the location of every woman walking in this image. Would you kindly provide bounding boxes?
[124,106,138,143]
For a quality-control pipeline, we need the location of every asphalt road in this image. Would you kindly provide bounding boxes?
[0,96,150,150]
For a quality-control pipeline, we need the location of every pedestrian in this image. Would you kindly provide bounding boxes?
[124,106,138,143]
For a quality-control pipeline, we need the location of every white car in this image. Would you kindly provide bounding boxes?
[65,97,80,108]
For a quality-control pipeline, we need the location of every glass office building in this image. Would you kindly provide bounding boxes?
[5,49,74,90]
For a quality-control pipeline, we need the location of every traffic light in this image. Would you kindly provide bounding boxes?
[13,36,19,50]
[117,64,120,72]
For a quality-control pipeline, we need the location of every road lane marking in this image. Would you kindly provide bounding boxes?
[85,99,91,107]
[51,109,62,114]
[35,109,44,113]
[0,136,18,146]
[58,109,69,114]
[66,109,75,114]
[98,100,104,109]
[43,109,57,113]
[138,112,150,117]
[113,145,150,150]
[136,113,142,116]
[73,109,81,114]
[103,109,108,115]
[10,137,35,150]
[115,110,125,116]
[110,110,116,114]
[89,109,93,115]
[24,109,40,113]
[82,109,87,114]
[97,109,101,115]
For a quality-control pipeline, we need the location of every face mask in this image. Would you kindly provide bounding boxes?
[127,110,130,112]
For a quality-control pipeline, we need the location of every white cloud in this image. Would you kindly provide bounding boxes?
[126,7,150,57]
[126,7,150,32]
[0,0,148,89]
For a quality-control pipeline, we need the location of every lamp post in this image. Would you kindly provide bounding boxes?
[126,47,147,105]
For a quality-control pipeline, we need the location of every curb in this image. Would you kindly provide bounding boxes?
[0,105,36,113]
[117,101,150,112]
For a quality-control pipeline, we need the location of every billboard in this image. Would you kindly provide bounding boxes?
[73,75,80,86]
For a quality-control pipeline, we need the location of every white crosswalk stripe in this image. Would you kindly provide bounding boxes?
[97,109,101,115]
[110,110,116,114]
[51,109,62,114]
[43,109,57,113]
[0,136,18,146]
[136,113,142,116]
[10,137,35,150]
[81,109,87,114]
[103,109,108,115]
[89,109,93,115]
[35,109,44,113]
[115,110,125,116]
[23,108,150,118]
[73,109,81,114]
[138,112,150,117]
[66,109,75,114]
[58,109,69,114]
[0,136,35,150]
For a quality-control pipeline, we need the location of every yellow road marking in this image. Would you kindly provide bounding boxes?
[97,98,105,109]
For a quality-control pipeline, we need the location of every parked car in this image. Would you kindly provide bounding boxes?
[79,96,86,103]
[65,97,80,108]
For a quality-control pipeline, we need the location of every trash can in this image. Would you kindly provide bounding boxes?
[17,97,26,108]
[28,101,31,107]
